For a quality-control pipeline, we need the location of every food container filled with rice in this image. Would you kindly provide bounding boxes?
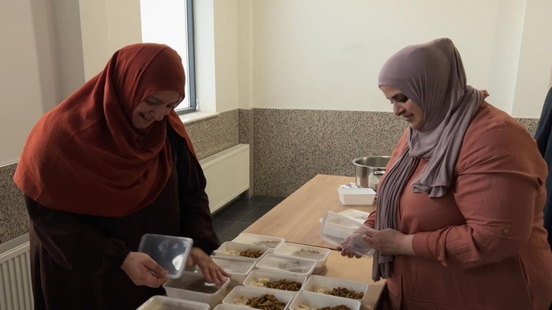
[137,295,210,310]
[163,271,230,308]
[256,254,317,277]
[242,269,307,296]
[209,255,256,288]
[213,241,270,262]
[289,291,361,310]
[301,275,368,302]
[222,286,294,310]
[272,243,331,274]
[232,233,285,252]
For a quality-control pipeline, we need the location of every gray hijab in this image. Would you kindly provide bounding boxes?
[372,38,486,281]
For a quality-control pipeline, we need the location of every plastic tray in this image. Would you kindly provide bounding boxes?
[137,295,210,310]
[210,255,256,287]
[213,241,270,262]
[301,275,368,302]
[256,254,317,277]
[319,211,375,256]
[164,271,230,308]
[289,291,361,310]
[222,286,294,309]
[273,243,331,274]
[232,233,285,249]
[243,269,307,296]
[137,234,193,279]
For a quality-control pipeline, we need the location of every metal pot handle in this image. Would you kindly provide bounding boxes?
[374,170,386,176]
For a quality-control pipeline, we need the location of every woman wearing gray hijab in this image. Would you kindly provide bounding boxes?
[341,38,552,310]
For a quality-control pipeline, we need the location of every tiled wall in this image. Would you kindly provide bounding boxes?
[0,108,541,244]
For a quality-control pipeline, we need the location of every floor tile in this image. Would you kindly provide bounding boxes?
[239,205,276,224]
[261,196,286,206]
[213,219,236,236]
[219,222,251,241]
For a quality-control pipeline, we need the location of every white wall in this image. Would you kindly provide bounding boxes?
[251,0,551,118]
[79,0,142,80]
[0,0,55,165]
[512,0,552,118]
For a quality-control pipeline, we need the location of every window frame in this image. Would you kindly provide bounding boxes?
[176,0,197,114]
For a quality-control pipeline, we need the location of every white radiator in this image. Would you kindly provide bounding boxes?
[0,145,249,309]
[0,241,33,310]
[199,144,250,213]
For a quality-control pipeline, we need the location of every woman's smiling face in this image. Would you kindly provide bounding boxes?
[380,85,424,130]
[131,90,182,129]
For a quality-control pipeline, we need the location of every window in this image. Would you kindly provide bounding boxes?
[140,0,196,113]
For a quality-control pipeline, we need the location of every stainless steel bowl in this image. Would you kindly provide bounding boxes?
[352,156,391,190]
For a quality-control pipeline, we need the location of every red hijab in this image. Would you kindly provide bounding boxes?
[14,43,196,217]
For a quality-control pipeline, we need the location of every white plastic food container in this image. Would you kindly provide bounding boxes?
[222,286,294,309]
[256,254,317,277]
[289,290,361,310]
[164,271,230,308]
[337,209,371,224]
[210,255,256,288]
[214,241,270,262]
[137,295,210,310]
[243,269,307,296]
[337,187,376,205]
[301,275,368,302]
[232,233,285,251]
[319,211,375,256]
[273,243,331,274]
[213,304,256,310]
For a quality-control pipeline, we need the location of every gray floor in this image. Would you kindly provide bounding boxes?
[212,196,285,242]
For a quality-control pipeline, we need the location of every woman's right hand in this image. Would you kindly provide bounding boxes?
[121,252,169,288]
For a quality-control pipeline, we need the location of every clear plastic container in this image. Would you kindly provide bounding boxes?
[210,255,256,287]
[289,290,361,310]
[232,233,285,250]
[256,254,317,277]
[273,243,331,274]
[137,234,193,279]
[164,271,230,308]
[319,211,375,256]
[337,209,371,224]
[243,269,307,296]
[213,241,270,261]
[222,286,294,309]
[137,295,210,310]
[337,187,376,205]
[301,275,368,302]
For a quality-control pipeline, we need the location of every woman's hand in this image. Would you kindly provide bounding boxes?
[120,252,168,288]
[187,247,229,285]
[364,229,415,256]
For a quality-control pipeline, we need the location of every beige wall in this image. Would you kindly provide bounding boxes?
[0,0,54,165]
[251,0,550,118]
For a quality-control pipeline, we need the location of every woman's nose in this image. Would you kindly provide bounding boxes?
[151,106,165,121]
[393,102,404,116]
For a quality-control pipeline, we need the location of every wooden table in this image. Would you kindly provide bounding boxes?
[243,174,376,248]
[243,174,384,309]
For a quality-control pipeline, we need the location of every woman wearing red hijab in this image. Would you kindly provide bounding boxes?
[14,43,228,309]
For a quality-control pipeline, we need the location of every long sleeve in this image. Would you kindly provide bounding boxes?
[25,195,130,274]
[411,116,547,269]
[176,142,221,254]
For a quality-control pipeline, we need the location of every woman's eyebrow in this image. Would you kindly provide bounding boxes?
[147,96,163,104]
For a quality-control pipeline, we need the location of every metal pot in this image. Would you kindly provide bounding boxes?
[352,156,391,190]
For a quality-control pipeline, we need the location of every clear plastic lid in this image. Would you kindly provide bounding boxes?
[319,211,374,256]
[138,233,193,279]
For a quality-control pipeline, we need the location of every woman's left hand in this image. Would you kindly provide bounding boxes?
[364,229,415,256]
[186,247,230,285]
